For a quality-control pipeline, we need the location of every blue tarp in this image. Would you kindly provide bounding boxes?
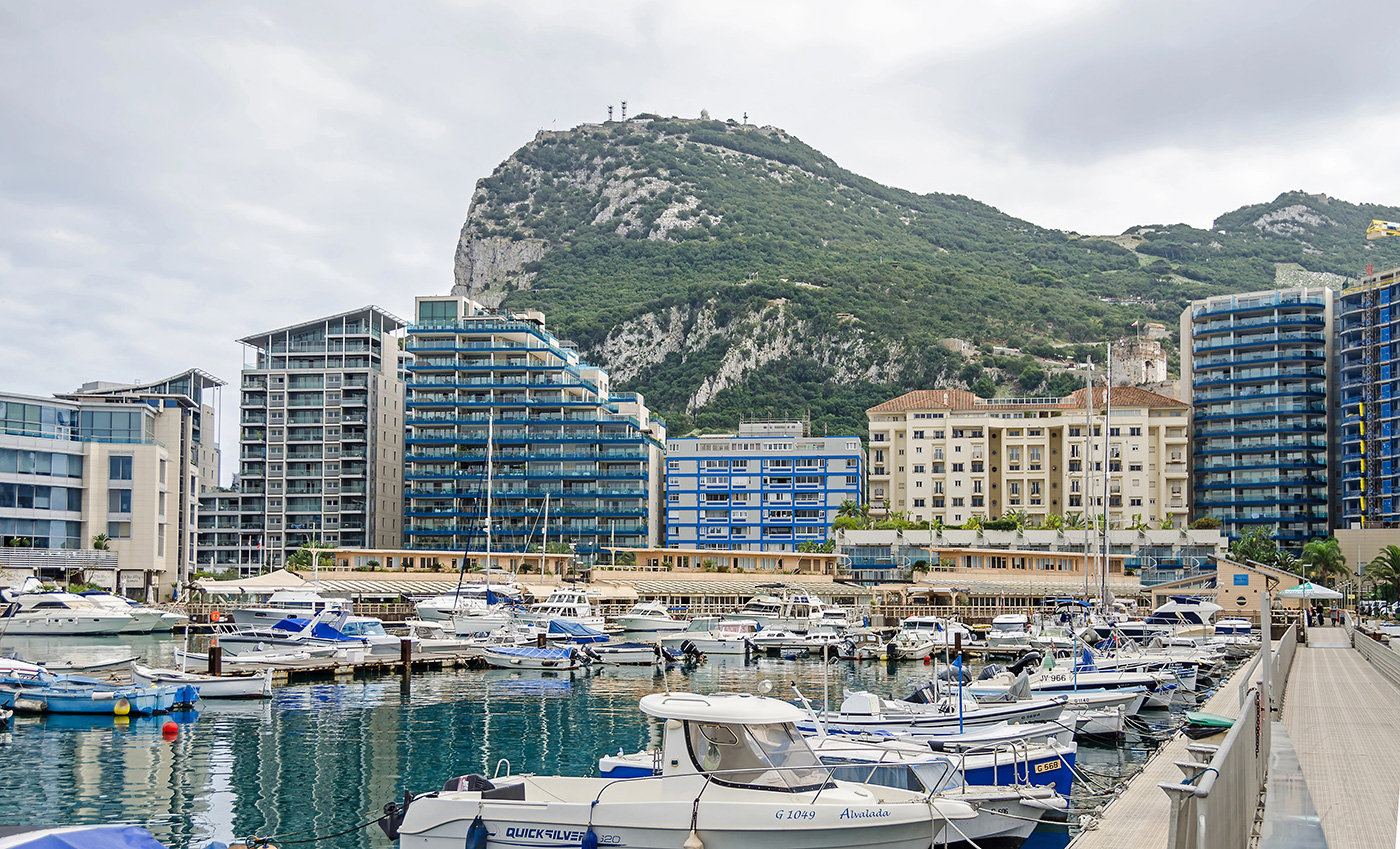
[1,826,173,849]
[270,618,359,642]
[546,620,608,643]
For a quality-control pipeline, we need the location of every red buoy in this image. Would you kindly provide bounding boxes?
[162,721,179,739]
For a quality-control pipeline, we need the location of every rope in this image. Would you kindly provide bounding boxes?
[238,808,384,847]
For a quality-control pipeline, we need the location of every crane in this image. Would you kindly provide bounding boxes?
[1366,219,1400,240]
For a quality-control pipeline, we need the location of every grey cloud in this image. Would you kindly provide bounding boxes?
[915,1,1400,159]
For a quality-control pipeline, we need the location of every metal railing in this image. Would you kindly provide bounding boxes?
[1351,628,1400,691]
[1159,597,1298,849]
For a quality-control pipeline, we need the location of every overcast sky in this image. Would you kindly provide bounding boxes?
[3,1,1396,483]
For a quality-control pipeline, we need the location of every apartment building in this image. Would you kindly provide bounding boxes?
[402,295,665,561]
[1180,287,1333,547]
[664,421,864,551]
[228,306,406,569]
[2,369,224,598]
[866,387,1190,530]
[1337,266,1399,529]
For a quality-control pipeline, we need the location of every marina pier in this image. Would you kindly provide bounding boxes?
[1071,623,1400,848]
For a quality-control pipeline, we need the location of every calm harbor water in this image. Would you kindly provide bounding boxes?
[0,634,1194,849]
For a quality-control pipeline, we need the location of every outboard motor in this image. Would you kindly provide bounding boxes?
[582,644,602,663]
[1006,652,1043,676]
[977,663,1003,681]
[885,641,901,661]
[937,664,971,685]
[680,639,704,664]
[376,790,416,840]
[903,682,938,704]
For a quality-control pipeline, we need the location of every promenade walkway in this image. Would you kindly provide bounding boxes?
[1282,627,1400,848]
[1068,661,1254,849]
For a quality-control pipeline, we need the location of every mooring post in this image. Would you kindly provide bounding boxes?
[209,638,222,677]
[954,631,963,665]
[400,636,412,674]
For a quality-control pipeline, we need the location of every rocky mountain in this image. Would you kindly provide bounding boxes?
[449,116,1400,437]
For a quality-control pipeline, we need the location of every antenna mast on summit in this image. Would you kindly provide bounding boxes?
[621,101,627,121]
[608,105,613,122]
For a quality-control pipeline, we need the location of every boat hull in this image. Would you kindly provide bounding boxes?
[131,664,272,699]
[398,779,962,849]
[615,615,687,632]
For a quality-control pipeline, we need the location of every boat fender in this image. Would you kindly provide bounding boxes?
[581,826,599,849]
[465,814,490,849]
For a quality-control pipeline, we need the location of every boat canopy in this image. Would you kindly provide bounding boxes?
[270,617,359,642]
[547,620,608,643]
[638,692,807,724]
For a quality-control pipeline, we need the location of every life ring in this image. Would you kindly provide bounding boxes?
[210,610,221,623]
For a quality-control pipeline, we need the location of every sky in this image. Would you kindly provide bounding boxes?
[2,1,1397,484]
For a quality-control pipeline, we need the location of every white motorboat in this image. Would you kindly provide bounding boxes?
[228,589,351,626]
[40,653,140,673]
[414,582,521,622]
[886,631,937,660]
[177,647,323,666]
[404,619,480,653]
[481,645,585,670]
[985,614,1033,652]
[750,627,843,654]
[0,590,133,636]
[658,617,758,655]
[213,610,371,657]
[580,642,673,665]
[722,591,830,631]
[130,662,272,699]
[335,615,412,656]
[394,691,977,849]
[970,660,1173,712]
[797,690,1068,737]
[899,615,978,647]
[602,731,1065,849]
[76,592,185,633]
[816,606,852,631]
[614,600,688,632]
[517,587,605,629]
[1089,595,1224,642]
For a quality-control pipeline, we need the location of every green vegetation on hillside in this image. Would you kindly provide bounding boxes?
[457,119,1400,436]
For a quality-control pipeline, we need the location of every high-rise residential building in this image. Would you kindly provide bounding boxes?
[1338,266,1400,528]
[1,369,224,599]
[231,306,406,567]
[403,295,665,561]
[866,387,1191,530]
[1180,287,1334,548]
[664,422,864,552]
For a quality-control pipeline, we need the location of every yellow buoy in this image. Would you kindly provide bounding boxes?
[113,698,131,716]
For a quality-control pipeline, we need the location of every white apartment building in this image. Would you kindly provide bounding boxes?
[866,387,1191,529]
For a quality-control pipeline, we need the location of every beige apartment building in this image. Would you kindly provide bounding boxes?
[866,387,1191,529]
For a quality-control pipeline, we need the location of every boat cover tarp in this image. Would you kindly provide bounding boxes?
[547,620,608,643]
[269,618,358,642]
[487,647,576,659]
[0,825,174,849]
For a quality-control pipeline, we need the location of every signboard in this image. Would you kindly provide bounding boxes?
[1233,573,1250,586]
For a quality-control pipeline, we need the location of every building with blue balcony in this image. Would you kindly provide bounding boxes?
[1180,287,1334,549]
[1337,265,1400,528]
[403,296,666,562]
[664,422,863,552]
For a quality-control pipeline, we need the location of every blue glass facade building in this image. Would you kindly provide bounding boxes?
[1338,266,1400,527]
[664,423,864,551]
[403,297,666,560]
[1181,287,1334,549]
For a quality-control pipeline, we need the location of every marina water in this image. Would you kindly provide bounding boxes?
[0,634,1187,848]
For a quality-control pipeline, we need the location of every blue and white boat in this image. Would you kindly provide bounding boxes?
[214,609,370,656]
[0,669,196,715]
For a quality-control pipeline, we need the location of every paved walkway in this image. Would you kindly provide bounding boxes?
[1069,661,1254,849]
[1282,627,1400,848]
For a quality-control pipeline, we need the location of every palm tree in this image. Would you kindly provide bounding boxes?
[1063,512,1088,530]
[1300,536,1348,587]
[1368,545,1400,602]
[91,533,110,551]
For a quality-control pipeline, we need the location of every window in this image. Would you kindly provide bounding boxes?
[912,464,925,474]
[667,460,680,471]
[933,431,944,439]
[1009,482,1021,496]
[932,463,945,474]
[913,430,924,439]
[933,481,944,493]
[952,463,965,472]
[952,497,965,507]
[417,300,459,323]
[109,455,133,481]
[973,480,983,493]
[1129,427,1142,436]
[668,493,680,503]
[1109,427,1120,436]
[108,488,132,514]
[107,521,131,539]
[934,497,945,508]
[913,498,925,507]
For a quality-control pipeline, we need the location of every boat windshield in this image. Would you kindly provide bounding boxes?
[341,621,387,637]
[685,721,829,792]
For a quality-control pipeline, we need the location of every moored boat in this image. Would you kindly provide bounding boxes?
[482,646,586,670]
[391,691,977,849]
[614,600,688,632]
[131,662,273,699]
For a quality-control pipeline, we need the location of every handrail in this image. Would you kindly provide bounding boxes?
[1351,627,1400,691]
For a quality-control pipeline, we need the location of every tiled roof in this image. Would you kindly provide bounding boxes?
[868,385,1186,415]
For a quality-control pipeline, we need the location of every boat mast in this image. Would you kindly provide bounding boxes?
[1083,360,1093,604]
[1101,342,1112,612]
[485,408,494,577]
[541,492,550,576]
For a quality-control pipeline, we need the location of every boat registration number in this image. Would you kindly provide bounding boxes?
[1034,760,1062,774]
[775,809,817,820]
